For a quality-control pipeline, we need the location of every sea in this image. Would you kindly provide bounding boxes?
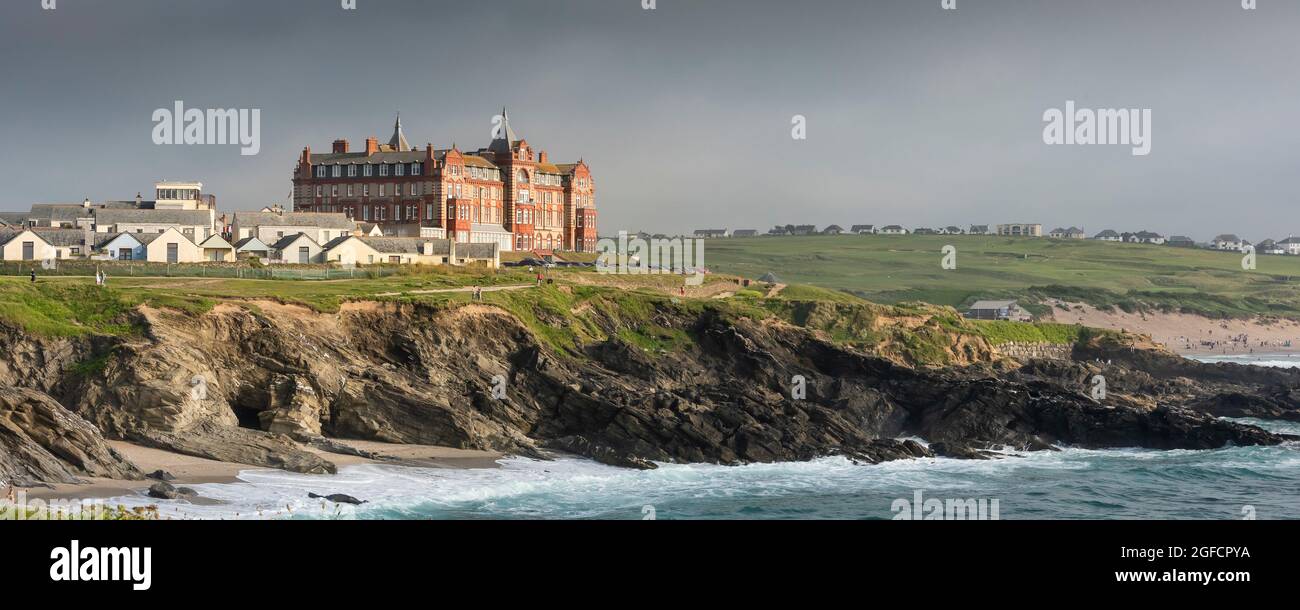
[102,355,1300,520]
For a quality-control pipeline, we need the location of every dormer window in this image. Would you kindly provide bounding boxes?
[315,166,326,178]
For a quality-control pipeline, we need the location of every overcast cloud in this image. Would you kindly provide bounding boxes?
[1,0,1297,240]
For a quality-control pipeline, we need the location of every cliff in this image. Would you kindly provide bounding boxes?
[1,285,1296,484]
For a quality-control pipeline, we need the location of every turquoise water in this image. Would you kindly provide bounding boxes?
[103,357,1300,520]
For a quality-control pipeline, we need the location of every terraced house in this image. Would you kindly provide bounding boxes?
[292,110,597,253]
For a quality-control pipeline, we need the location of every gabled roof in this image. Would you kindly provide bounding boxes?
[233,212,356,230]
[198,234,233,249]
[233,236,270,251]
[1214,234,1241,242]
[270,232,319,250]
[97,231,142,249]
[1094,230,1120,237]
[850,225,874,231]
[0,229,47,247]
[321,235,358,250]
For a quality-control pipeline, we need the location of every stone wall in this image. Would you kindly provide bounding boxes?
[994,341,1073,361]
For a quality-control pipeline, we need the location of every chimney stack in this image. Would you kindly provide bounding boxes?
[333,139,350,153]
[365,137,379,155]
[539,151,548,164]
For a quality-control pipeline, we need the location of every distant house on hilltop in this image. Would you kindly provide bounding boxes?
[1133,230,1165,245]
[1257,239,1285,255]
[790,225,817,236]
[964,300,1029,322]
[995,223,1042,237]
[912,227,937,235]
[878,225,908,235]
[1166,235,1196,248]
[850,225,875,234]
[731,229,757,238]
[694,229,728,239]
[822,225,844,235]
[940,226,964,235]
[1093,229,1122,242]
[1278,237,1300,255]
[1048,227,1085,239]
[1212,234,1245,251]
[968,225,990,235]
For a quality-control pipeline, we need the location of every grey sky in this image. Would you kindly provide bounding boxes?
[1,0,1297,240]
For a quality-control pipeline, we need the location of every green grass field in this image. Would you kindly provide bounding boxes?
[702,235,1300,318]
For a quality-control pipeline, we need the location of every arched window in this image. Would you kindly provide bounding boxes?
[516,170,529,184]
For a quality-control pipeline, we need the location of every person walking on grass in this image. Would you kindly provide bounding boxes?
[29,269,35,283]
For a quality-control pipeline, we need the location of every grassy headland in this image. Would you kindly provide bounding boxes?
[702,235,1300,318]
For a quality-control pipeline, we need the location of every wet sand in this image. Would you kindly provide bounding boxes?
[19,439,502,503]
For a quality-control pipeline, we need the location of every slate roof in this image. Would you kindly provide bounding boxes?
[96,209,212,226]
[0,230,45,247]
[233,237,270,250]
[270,233,318,250]
[969,300,1018,310]
[30,228,87,246]
[234,212,355,230]
[457,243,497,259]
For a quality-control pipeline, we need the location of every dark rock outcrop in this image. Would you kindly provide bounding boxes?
[1,297,1295,485]
[0,387,142,487]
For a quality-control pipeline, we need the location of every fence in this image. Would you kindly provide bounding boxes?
[0,261,400,281]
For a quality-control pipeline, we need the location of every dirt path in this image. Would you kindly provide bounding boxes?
[371,284,532,297]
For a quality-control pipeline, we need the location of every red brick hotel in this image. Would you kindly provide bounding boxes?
[292,110,596,252]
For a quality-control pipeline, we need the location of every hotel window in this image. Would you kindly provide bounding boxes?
[331,185,338,197]
[364,206,371,220]
[364,165,373,177]
[331,166,341,178]
[409,183,417,196]
[347,185,354,197]
[411,163,421,175]
[380,164,389,176]
[315,166,326,178]
[348,165,357,177]
[395,164,405,176]
[364,184,370,197]
[379,185,386,197]
[316,185,322,197]
[426,204,433,219]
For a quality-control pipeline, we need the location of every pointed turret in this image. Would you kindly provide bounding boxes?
[489,106,518,154]
[388,112,411,152]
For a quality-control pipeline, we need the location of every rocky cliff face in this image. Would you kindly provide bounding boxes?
[0,295,1295,484]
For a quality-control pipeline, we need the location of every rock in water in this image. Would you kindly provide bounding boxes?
[309,492,367,505]
[147,469,176,481]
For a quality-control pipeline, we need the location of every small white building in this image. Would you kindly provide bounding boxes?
[0,229,56,262]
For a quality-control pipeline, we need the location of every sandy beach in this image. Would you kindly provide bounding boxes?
[18,439,503,503]
[1047,301,1300,356]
